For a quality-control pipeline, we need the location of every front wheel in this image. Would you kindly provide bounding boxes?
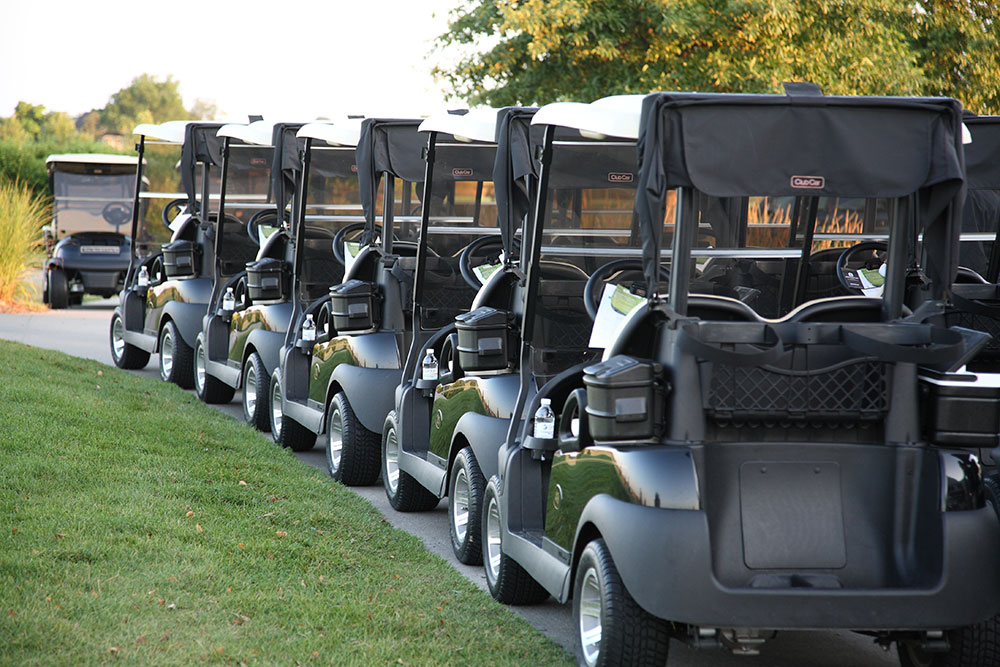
[382,411,439,512]
[270,370,316,451]
[482,477,549,605]
[109,311,150,369]
[241,351,270,431]
[46,268,69,309]
[194,335,235,404]
[325,391,380,485]
[158,320,194,388]
[898,615,1000,667]
[449,447,485,564]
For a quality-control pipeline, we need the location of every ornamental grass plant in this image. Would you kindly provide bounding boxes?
[0,179,46,310]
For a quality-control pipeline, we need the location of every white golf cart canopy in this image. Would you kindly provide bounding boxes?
[217,120,273,146]
[45,153,140,169]
[531,94,646,140]
[418,108,502,143]
[132,120,191,143]
[297,118,365,148]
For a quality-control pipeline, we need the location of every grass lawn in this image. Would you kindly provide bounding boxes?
[0,341,571,666]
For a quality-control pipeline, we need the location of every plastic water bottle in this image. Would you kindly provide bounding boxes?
[222,287,236,311]
[534,398,555,439]
[422,349,439,381]
[302,314,316,342]
[137,265,149,288]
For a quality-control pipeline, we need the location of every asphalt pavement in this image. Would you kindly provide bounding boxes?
[0,297,900,666]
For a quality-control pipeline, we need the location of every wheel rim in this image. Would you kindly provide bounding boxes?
[384,426,399,495]
[111,317,126,361]
[452,467,470,545]
[160,329,174,380]
[270,377,283,436]
[244,363,257,417]
[195,342,206,394]
[900,644,935,667]
[328,407,343,473]
[578,565,603,667]
[485,494,502,584]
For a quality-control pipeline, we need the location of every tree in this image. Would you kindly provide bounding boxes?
[434,0,998,113]
[97,74,191,135]
[0,102,80,144]
[189,98,219,120]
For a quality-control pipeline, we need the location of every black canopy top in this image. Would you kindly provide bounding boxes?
[267,123,305,220]
[429,133,497,183]
[356,118,426,243]
[965,116,1000,191]
[492,107,539,256]
[636,92,966,298]
[179,122,225,212]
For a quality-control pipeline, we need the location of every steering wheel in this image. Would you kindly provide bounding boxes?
[584,259,670,320]
[102,202,132,229]
[247,209,280,245]
[333,222,374,266]
[161,198,187,229]
[836,241,888,295]
[459,236,505,289]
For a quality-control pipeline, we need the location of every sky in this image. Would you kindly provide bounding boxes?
[0,0,474,122]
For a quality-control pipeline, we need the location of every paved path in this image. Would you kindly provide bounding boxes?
[0,300,900,666]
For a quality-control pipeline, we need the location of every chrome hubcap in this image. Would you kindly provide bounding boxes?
[112,317,125,360]
[452,467,470,544]
[385,427,399,494]
[160,330,174,379]
[195,342,206,393]
[244,364,257,416]
[578,566,603,666]
[271,378,283,435]
[328,408,343,472]
[485,495,502,584]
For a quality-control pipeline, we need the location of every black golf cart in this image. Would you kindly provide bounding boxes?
[268,119,371,450]
[193,120,303,429]
[380,108,532,566]
[43,154,140,308]
[483,91,1000,666]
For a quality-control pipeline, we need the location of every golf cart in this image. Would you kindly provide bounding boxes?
[43,153,139,308]
[380,108,532,566]
[110,121,223,374]
[268,119,368,450]
[193,120,304,429]
[483,90,1000,666]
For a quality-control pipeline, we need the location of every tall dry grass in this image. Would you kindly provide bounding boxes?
[0,180,47,308]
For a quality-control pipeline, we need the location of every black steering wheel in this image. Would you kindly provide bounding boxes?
[458,235,505,289]
[584,259,670,320]
[333,222,374,266]
[247,209,280,245]
[161,198,187,229]
[836,241,888,295]
[102,202,132,229]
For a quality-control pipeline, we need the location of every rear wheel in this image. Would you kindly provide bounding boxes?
[158,320,194,388]
[270,370,316,451]
[898,615,1000,667]
[109,311,149,369]
[382,411,439,511]
[325,391,380,485]
[194,335,235,404]
[47,268,69,309]
[482,477,549,605]
[449,447,485,564]
[241,351,270,431]
[573,539,671,667]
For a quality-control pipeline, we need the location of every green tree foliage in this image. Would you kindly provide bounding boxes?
[0,102,79,144]
[434,0,999,113]
[97,74,191,135]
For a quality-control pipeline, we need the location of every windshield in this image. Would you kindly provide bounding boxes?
[51,167,137,239]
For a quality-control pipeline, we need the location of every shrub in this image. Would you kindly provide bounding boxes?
[0,180,47,306]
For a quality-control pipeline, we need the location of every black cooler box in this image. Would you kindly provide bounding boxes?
[330,279,379,332]
[455,306,512,372]
[921,371,1000,448]
[584,355,664,441]
[246,257,287,302]
[162,240,199,278]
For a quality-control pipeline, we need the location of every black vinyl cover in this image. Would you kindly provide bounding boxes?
[270,123,305,220]
[959,116,1000,273]
[492,107,539,257]
[179,122,225,212]
[356,119,426,245]
[636,93,966,298]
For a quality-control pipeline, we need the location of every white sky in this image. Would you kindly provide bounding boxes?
[0,0,472,122]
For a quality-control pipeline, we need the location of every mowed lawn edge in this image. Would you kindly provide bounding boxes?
[0,340,571,666]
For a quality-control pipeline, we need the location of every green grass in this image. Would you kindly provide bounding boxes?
[0,341,571,666]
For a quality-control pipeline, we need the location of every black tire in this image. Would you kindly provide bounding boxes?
[382,411,439,512]
[270,370,316,451]
[573,539,671,667]
[898,615,1000,667]
[47,268,69,309]
[450,447,485,564]
[109,310,150,370]
[482,477,549,605]
[241,351,271,431]
[194,335,236,404]
[984,474,1000,523]
[325,391,380,485]
[158,320,194,388]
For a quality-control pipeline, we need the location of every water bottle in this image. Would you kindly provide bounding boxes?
[422,349,438,381]
[534,398,555,439]
[137,265,149,288]
[302,314,316,342]
[222,287,236,311]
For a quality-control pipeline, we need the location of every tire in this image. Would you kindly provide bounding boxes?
[449,447,485,564]
[898,615,1000,667]
[382,411,438,512]
[109,310,150,370]
[194,335,235,404]
[325,391,380,485]
[241,351,271,431]
[270,370,316,451]
[573,539,671,667]
[47,268,69,309]
[984,474,1000,523]
[482,476,549,605]
[158,320,194,388]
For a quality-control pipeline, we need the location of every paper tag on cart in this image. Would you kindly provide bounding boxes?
[588,284,644,349]
[472,262,501,285]
[858,264,886,297]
